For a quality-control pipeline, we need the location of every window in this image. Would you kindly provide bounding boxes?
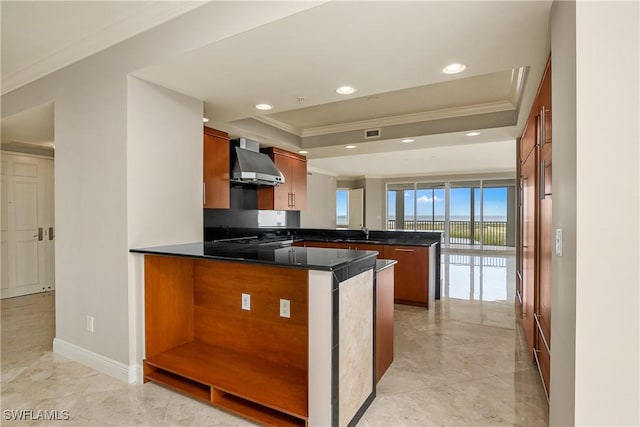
[386,179,515,247]
[336,190,349,226]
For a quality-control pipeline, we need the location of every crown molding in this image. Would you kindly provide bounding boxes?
[1,2,205,95]
[251,115,303,137]
[300,100,516,138]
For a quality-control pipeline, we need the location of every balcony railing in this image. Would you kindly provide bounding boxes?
[387,219,509,246]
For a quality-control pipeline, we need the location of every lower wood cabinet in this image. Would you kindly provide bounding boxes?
[375,266,394,383]
[144,255,309,426]
[301,241,434,308]
[383,245,432,308]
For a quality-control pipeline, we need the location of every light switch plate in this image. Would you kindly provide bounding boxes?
[280,299,290,318]
[555,228,563,256]
[242,293,251,311]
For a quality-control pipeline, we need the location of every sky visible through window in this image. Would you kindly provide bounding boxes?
[336,190,349,225]
[388,186,508,221]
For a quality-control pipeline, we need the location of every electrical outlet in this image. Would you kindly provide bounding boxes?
[86,315,94,333]
[555,228,563,256]
[241,293,251,311]
[280,299,290,318]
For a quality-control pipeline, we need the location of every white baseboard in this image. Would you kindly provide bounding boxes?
[53,338,141,384]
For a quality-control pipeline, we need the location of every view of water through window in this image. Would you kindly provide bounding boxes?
[387,180,515,247]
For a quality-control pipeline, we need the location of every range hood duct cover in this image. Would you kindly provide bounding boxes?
[231,138,285,186]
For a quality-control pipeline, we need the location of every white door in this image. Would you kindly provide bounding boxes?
[1,154,54,299]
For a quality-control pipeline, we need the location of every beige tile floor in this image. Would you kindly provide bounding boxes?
[1,253,548,426]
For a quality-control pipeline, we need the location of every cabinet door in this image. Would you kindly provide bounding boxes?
[383,245,428,305]
[290,157,307,210]
[520,113,537,162]
[521,148,538,354]
[272,154,293,210]
[258,148,306,211]
[375,266,394,383]
[203,128,230,209]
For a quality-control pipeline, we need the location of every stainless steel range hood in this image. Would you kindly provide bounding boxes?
[231,138,285,186]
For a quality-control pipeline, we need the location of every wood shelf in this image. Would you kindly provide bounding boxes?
[144,341,308,421]
[145,367,210,402]
[212,390,305,427]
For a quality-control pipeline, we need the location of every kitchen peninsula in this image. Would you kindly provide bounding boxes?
[131,242,378,426]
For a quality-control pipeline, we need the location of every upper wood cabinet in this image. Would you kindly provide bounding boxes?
[539,61,552,148]
[203,127,230,209]
[202,127,231,209]
[257,148,307,211]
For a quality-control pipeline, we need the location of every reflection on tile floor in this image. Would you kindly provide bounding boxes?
[1,252,548,426]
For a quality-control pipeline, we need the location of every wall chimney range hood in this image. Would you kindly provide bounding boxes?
[231,138,285,186]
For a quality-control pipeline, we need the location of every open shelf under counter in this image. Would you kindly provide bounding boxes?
[144,340,308,425]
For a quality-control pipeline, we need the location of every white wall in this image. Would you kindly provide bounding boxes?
[573,2,639,425]
[363,178,384,230]
[550,2,577,425]
[549,1,576,426]
[1,1,321,378]
[347,188,364,229]
[301,170,336,228]
[126,77,203,367]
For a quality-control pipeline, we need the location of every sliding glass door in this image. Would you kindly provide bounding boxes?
[387,179,516,248]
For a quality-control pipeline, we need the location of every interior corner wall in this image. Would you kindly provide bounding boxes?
[549,1,577,425]
[573,2,640,425]
[126,77,203,248]
[126,77,203,367]
[301,171,337,228]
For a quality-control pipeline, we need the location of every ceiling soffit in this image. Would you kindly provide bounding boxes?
[259,68,526,137]
[222,67,527,153]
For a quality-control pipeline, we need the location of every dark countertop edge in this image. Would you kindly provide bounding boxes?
[375,259,397,272]
[298,237,439,247]
[129,246,377,272]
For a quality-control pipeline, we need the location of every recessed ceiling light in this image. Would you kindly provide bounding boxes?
[336,86,357,95]
[202,117,210,123]
[442,63,467,74]
[298,150,309,154]
[401,138,415,143]
[465,131,481,136]
[345,145,357,149]
[255,103,272,111]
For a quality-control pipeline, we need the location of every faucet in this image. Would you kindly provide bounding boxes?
[361,225,369,240]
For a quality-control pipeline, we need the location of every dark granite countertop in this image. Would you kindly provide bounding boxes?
[299,236,439,247]
[130,242,377,272]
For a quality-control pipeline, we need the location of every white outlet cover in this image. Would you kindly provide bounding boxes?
[555,228,563,256]
[280,299,290,318]
[242,293,251,311]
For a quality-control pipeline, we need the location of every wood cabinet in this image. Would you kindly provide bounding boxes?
[203,127,230,209]
[383,245,432,308]
[375,265,394,383]
[141,252,376,426]
[517,56,552,398]
[303,240,434,308]
[258,148,307,211]
[144,255,309,426]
